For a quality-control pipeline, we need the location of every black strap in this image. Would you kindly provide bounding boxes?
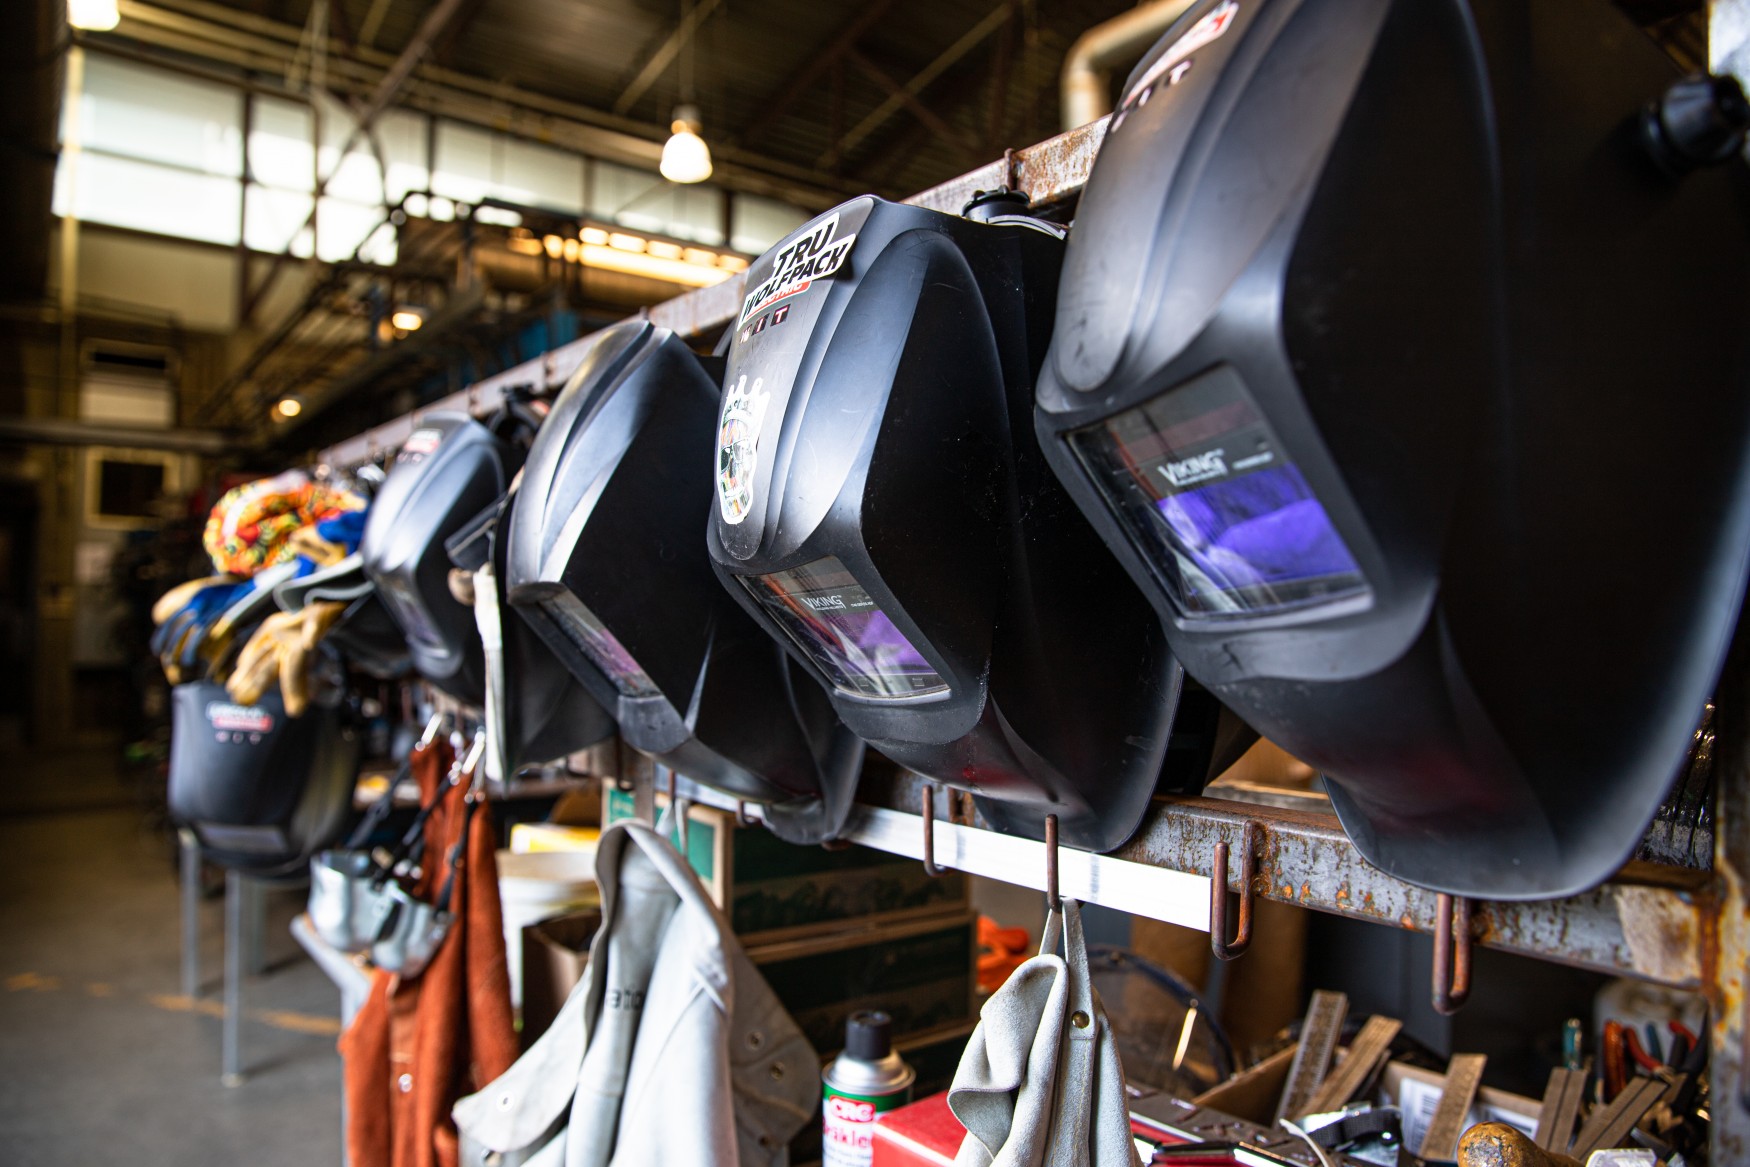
[344,755,414,849]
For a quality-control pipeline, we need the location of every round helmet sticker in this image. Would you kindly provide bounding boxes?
[717,374,770,526]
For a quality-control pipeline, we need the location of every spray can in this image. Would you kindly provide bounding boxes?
[822,1010,916,1167]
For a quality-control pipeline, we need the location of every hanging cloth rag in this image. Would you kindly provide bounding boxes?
[948,899,1142,1167]
[451,817,819,1167]
[339,736,520,1167]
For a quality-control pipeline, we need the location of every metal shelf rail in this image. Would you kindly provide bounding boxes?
[314,112,1750,1162]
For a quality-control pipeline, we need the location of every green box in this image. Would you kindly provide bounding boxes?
[745,911,978,1057]
[603,786,970,944]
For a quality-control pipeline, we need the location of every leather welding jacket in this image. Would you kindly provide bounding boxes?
[452,820,819,1167]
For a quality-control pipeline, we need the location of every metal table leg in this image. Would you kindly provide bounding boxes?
[222,869,246,1087]
[179,829,201,999]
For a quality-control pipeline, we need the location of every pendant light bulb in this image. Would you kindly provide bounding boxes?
[661,104,713,184]
[67,0,120,30]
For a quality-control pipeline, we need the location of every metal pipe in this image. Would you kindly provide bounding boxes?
[1060,0,1196,130]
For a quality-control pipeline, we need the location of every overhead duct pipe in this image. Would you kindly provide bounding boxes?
[1060,0,1197,130]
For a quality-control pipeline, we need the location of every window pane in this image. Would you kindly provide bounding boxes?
[732,195,809,256]
[434,121,583,213]
[590,159,660,222]
[56,152,240,245]
[497,137,584,213]
[72,55,243,177]
[315,93,382,206]
[431,121,492,203]
[244,186,314,256]
[250,96,314,192]
[618,183,725,246]
[378,109,429,203]
[316,197,388,262]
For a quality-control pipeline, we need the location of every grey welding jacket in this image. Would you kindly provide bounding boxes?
[453,819,819,1167]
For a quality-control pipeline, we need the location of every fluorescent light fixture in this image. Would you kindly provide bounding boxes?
[660,104,713,184]
[68,0,119,31]
[391,308,425,331]
[581,227,610,246]
[578,243,731,287]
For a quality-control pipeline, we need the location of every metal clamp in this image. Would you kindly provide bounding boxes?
[921,783,946,877]
[1210,824,1256,961]
[1432,893,1473,1015]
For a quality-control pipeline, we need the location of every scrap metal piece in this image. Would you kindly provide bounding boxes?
[1304,1016,1402,1118]
[1278,990,1348,1123]
[1532,1067,1587,1153]
[1569,1076,1665,1160]
[1420,1053,1489,1162]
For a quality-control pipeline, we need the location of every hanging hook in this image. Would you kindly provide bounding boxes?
[666,769,689,855]
[1432,893,1473,1015]
[1044,814,1061,912]
[1210,823,1256,961]
[735,800,760,828]
[921,783,945,877]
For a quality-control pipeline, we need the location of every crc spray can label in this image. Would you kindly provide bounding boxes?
[821,1081,911,1167]
[823,1009,916,1166]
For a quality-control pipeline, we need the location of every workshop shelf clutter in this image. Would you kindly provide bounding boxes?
[145,2,1750,1165]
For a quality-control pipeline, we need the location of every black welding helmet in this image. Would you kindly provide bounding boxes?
[167,678,360,874]
[361,412,514,704]
[706,194,1220,853]
[1034,0,1750,896]
[443,487,617,773]
[506,319,865,843]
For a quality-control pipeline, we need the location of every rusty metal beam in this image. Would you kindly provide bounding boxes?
[730,0,897,149]
[847,48,980,154]
[610,0,724,117]
[681,767,1715,991]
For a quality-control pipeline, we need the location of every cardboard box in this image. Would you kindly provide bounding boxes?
[1378,1060,1540,1152]
[518,908,601,1047]
[604,787,970,944]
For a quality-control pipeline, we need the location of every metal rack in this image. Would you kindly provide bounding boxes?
[314,113,1750,1162]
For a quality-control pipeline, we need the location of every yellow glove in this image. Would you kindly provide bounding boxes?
[286,526,348,569]
[224,602,348,717]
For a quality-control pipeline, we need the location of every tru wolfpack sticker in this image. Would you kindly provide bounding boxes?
[717,374,771,525]
[1111,0,1237,130]
[738,212,858,328]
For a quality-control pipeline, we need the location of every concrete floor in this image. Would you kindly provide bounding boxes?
[0,750,344,1167]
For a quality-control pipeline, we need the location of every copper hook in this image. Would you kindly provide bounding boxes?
[666,769,688,855]
[1044,814,1061,912]
[1210,824,1256,961]
[1432,893,1473,1015]
[921,783,945,877]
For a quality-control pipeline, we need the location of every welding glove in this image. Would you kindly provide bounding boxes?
[150,575,248,684]
[226,601,347,716]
